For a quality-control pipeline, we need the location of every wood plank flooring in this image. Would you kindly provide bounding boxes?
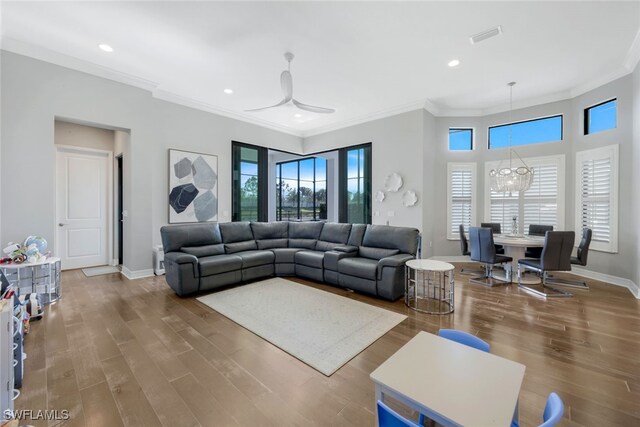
[14,265,640,426]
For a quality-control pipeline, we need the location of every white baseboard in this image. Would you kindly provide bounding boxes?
[429,256,640,299]
[120,266,154,280]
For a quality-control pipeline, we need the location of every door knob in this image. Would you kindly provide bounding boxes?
[58,223,67,227]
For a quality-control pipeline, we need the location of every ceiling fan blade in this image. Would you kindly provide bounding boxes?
[281,71,293,101]
[244,98,289,112]
[292,99,335,114]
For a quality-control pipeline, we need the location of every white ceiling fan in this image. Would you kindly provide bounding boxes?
[245,52,335,114]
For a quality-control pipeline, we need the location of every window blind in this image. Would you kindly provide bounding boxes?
[523,164,558,231]
[489,190,519,233]
[447,163,476,239]
[579,157,611,243]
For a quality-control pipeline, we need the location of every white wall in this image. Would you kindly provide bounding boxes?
[1,52,302,274]
[303,110,425,232]
[54,120,115,151]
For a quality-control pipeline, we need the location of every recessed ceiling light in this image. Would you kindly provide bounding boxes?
[448,59,460,67]
[224,88,233,94]
[98,43,113,53]
[294,114,302,118]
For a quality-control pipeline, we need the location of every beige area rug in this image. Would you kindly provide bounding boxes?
[197,278,407,376]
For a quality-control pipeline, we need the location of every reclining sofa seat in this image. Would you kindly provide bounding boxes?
[161,221,419,301]
[336,225,419,300]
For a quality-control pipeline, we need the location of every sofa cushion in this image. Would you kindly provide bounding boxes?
[347,224,367,247]
[294,250,325,269]
[199,254,242,276]
[225,240,258,254]
[271,248,304,264]
[251,222,288,239]
[161,223,221,253]
[358,246,400,260]
[289,239,317,250]
[181,244,225,258]
[219,222,254,243]
[257,239,288,250]
[362,224,419,255]
[234,250,275,268]
[289,222,324,239]
[337,257,379,279]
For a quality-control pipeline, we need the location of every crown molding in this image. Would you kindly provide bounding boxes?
[624,26,640,72]
[301,100,428,138]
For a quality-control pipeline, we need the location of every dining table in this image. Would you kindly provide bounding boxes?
[492,234,545,284]
[370,331,526,427]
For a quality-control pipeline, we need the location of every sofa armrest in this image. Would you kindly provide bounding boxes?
[324,249,357,271]
[164,251,198,265]
[378,254,414,268]
[334,245,358,253]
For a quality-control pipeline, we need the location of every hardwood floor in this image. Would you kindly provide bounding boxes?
[14,265,640,426]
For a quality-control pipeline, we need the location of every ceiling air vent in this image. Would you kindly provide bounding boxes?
[469,25,503,44]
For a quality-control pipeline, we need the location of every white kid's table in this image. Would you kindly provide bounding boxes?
[370,331,526,427]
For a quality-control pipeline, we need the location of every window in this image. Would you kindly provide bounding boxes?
[449,128,473,151]
[575,145,619,253]
[276,157,327,221]
[485,155,565,234]
[446,163,476,239]
[232,142,267,222]
[585,99,617,135]
[488,115,563,149]
[339,144,372,224]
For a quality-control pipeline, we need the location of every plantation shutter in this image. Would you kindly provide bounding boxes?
[489,190,519,233]
[523,163,559,231]
[447,163,476,239]
[580,157,611,243]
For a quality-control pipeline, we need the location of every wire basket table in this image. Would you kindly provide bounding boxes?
[405,259,455,314]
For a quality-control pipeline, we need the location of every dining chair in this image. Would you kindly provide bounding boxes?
[524,224,554,258]
[438,329,490,352]
[517,231,575,298]
[459,224,483,275]
[480,222,505,254]
[377,400,420,427]
[511,392,564,427]
[547,228,592,290]
[469,227,512,287]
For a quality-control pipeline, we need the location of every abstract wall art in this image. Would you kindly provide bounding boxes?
[169,149,218,223]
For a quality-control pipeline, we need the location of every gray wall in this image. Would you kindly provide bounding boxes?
[304,110,425,233]
[633,63,640,286]
[54,120,115,151]
[0,52,302,272]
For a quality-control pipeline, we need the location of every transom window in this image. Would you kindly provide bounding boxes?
[585,99,617,135]
[449,128,474,151]
[488,115,563,149]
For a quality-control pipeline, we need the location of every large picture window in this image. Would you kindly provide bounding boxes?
[485,155,565,234]
[232,142,267,222]
[575,145,618,253]
[276,157,327,221]
[446,163,476,239]
[339,144,372,224]
[488,115,563,149]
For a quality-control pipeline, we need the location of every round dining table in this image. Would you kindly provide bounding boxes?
[491,234,545,284]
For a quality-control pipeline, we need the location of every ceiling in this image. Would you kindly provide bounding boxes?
[2,1,640,137]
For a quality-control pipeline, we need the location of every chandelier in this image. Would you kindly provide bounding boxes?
[489,82,534,193]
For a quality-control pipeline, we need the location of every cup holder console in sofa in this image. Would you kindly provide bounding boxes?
[160,221,419,301]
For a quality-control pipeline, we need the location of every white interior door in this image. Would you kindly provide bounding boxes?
[56,147,111,270]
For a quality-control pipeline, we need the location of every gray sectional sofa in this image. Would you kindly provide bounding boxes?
[160,221,419,301]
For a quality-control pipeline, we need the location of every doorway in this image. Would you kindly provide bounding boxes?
[116,155,123,265]
[55,146,112,269]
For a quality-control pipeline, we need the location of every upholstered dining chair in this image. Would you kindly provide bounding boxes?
[469,227,512,287]
[517,231,575,298]
[547,228,592,290]
[480,222,505,254]
[459,224,483,275]
[525,224,554,258]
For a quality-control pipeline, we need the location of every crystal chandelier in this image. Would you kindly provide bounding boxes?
[489,82,534,193]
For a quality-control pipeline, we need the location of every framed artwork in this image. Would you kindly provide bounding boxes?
[168,149,218,223]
